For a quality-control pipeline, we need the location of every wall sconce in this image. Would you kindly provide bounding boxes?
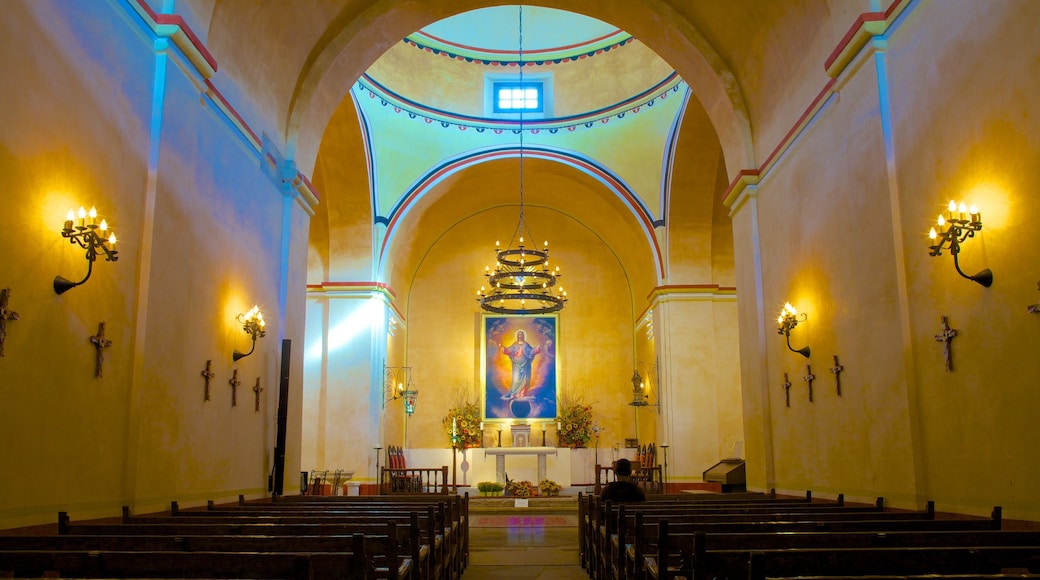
[629,364,659,412]
[928,200,993,287]
[54,206,118,294]
[403,387,419,416]
[384,363,418,415]
[777,302,811,358]
[232,305,266,362]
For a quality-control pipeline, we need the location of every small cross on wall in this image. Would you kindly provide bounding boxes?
[830,355,844,396]
[934,315,958,372]
[253,377,263,412]
[782,373,792,408]
[0,288,20,358]
[201,360,216,402]
[229,368,241,407]
[90,322,113,378]
[803,365,816,403]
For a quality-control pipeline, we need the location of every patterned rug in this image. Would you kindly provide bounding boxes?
[470,514,579,528]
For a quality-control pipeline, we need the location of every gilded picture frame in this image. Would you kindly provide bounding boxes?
[481,314,558,421]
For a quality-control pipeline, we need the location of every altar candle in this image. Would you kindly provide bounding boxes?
[557,421,561,430]
[452,417,457,436]
[479,422,484,431]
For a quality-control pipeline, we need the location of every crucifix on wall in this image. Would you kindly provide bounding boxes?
[0,288,19,358]
[934,315,957,372]
[253,377,263,412]
[830,355,844,396]
[90,322,113,378]
[782,373,792,408]
[229,368,241,407]
[201,360,215,402]
[803,364,816,403]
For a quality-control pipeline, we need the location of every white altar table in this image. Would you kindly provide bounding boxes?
[485,447,558,483]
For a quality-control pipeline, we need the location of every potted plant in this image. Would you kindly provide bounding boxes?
[539,479,562,497]
[477,481,504,497]
[557,397,594,448]
[504,479,532,498]
[442,400,482,449]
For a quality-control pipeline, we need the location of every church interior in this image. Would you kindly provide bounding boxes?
[2,0,1039,533]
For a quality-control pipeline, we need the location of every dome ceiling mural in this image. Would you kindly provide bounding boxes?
[349,6,695,274]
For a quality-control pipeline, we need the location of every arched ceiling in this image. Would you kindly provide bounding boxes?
[184,0,889,314]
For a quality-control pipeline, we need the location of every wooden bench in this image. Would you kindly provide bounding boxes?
[579,490,815,572]
[0,549,370,579]
[594,495,879,579]
[638,528,1040,580]
[266,493,470,575]
[643,507,1010,580]
[58,512,418,580]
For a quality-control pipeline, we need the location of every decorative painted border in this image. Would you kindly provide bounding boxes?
[123,0,320,214]
[356,73,685,133]
[403,34,633,66]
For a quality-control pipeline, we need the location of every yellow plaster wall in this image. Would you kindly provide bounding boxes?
[890,0,1040,520]
[402,203,641,452]
[730,0,1040,518]
[368,38,674,119]
[0,1,308,528]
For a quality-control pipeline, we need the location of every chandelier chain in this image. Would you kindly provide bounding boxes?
[475,4,567,315]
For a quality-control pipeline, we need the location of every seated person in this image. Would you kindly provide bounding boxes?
[600,458,646,502]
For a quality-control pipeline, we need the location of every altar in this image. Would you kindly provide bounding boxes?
[485,447,558,484]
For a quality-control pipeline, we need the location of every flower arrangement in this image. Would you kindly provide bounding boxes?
[442,400,482,448]
[477,481,504,496]
[539,479,562,497]
[557,397,594,448]
[504,479,533,497]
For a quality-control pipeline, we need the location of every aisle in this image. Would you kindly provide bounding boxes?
[463,508,587,579]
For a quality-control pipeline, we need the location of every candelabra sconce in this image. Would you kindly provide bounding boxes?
[54,206,119,295]
[232,305,266,362]
[777,302,811,358]
[628,367,659,412]
[928,200,993,287]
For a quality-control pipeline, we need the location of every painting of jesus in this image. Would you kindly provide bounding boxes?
[483,315,558,421]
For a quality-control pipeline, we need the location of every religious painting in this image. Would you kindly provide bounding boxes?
[482,315,558,421]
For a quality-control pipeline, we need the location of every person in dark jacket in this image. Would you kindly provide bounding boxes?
[600,458,646,502]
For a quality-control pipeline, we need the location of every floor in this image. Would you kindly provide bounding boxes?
[464,499,588,579]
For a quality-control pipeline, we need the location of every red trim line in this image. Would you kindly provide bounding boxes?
[204,79,261,146]
[379,150,665,278]
[722,169,761,201]
[414,29,625,57]
[727,0,910,202]
[297,172,321,201]
[824,12,886,71]
[134,0,218,72]
[318,281,396,298]
[759,77,837,173]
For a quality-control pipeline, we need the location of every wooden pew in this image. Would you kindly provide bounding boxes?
[58,512,417,580]
[0,549,367,579]
[644,506,1010,580]
[595,495,877,579]
[580,490,816,574]
[638,528,1040,580]
[269,492,469,574]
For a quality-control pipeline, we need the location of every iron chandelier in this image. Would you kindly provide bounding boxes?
[476,6,568,315]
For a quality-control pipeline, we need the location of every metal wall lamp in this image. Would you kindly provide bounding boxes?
[383,363,418,415]
[928,200,993,287]
[777,302,811,358]
[54,206,118,295]
[232,305,266,362]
